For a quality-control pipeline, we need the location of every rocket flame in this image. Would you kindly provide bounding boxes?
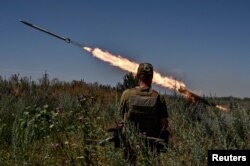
[83,47,185,91]
[83,46,228,112]
[179,87,228,112]
[215,105,228,112]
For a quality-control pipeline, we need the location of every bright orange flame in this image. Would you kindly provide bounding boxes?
[83,46,228,112]
[83,47,186,91]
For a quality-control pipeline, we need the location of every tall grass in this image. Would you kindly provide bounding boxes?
[0,75,249,165]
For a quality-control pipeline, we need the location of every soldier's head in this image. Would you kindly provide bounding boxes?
[136,63,154,87]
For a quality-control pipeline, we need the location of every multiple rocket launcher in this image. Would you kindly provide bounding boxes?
[20,20,227,111]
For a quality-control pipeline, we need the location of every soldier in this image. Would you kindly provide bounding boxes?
[119,63,169,165]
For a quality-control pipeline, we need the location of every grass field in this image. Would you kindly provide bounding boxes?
[0,74,249,165]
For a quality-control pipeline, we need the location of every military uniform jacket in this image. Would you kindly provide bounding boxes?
[119,87,168,137]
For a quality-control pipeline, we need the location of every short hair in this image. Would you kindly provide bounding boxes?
[137,63,153,83]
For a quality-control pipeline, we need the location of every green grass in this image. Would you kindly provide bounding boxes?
[0,75,249,165]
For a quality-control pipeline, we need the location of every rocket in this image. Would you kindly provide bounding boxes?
[20,20,71,44]
[19,20,228,112]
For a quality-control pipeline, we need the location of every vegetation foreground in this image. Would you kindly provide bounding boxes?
[0,74,249,165]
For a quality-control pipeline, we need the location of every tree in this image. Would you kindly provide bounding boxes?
[116,72,138,92]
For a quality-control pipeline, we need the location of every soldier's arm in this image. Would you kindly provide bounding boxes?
[119,90,129,121]
[159,95,169,129]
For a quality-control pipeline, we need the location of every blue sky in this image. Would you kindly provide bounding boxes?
[0,0,249,97]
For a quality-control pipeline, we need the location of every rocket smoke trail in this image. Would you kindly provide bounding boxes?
[20,20,228,111]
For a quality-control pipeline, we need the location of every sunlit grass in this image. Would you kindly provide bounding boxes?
[0,75,249,165]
